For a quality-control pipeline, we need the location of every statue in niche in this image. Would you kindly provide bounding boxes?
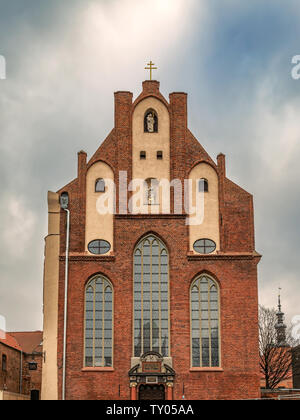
[144,110,158,133]
[147,113,155,132]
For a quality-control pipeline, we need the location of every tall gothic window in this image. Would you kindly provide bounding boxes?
[191,275,220,367]
[133,235,169,357]
[84,275,113,367]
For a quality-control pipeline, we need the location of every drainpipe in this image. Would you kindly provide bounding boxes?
[19,350,22,395]
[60,193,70,401]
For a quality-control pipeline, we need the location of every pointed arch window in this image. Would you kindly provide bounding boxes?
[144,109,158,133]
[133,235,169,357]
[191,275,220,367]
[95,178,105,193]
[199,178,208,193]
[84,275,113,367]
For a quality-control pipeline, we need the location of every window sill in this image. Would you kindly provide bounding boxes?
[190,367,224,372]
[81,367,114,372]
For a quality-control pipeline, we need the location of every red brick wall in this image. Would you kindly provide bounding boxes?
[0,345,43,398]
[0,343,22,394]
[54,81,260,400]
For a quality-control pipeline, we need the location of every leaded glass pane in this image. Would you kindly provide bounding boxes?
[104,328,112,339]
[161,281,168,293]
[143,291,150,301]
[191,312,199,322]
[210,319,218,329]
[152,310,159,321]
[134,281,141,292]
[95,330,102,343]
[134,299,142,310]
[104,299,112,311]
[192,338,200,367]
[192,328,200,339]
[161,319,168,329]
[191,300,199,311]
[135,309,141,318]
[152,300,159,311]
[104,358,111,369]
[85,339,93,348]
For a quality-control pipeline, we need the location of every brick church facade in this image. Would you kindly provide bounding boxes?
[42,79,261,400]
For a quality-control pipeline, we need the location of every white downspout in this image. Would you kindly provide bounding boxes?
[62,207,70,401]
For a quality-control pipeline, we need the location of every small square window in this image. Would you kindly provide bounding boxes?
[28,362,38,371]
[157,151,163,160]
[140,151,146,159]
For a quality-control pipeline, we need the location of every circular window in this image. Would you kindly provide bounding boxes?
[193,239,216,254]
[88,240,111,255]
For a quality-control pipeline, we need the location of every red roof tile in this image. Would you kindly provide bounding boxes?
[0,331,22,352]
[9,331,43,354]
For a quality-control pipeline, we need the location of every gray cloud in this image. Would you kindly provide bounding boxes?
[0,0,299,330]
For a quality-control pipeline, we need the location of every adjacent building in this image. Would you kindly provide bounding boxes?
[0,331,43,400]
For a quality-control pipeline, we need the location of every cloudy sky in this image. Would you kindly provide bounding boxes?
[0,0,299,331]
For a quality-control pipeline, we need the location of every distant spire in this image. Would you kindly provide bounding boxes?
[275,287,287,346]
[278,287,282,312]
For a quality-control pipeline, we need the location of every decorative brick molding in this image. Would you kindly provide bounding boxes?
[59,255,116,262]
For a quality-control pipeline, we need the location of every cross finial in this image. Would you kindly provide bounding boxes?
[145,61,157,80]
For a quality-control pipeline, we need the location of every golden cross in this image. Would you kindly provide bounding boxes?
[145,61,157,80]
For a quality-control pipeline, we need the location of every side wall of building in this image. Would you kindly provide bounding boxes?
[41,192,60,400]
[0,343,22,394]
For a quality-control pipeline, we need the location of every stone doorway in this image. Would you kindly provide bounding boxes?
[139,384,165,400]
[129,351,175,400]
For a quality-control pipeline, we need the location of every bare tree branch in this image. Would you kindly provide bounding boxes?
[259,305,293,389]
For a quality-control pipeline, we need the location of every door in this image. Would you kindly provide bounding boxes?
[30,390,40,400]
[139,384,165,400]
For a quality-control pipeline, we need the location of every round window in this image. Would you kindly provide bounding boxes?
[88,240,111,255]
[193,239,216,254]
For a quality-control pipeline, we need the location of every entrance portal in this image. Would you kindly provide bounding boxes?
[139,384,165,400]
